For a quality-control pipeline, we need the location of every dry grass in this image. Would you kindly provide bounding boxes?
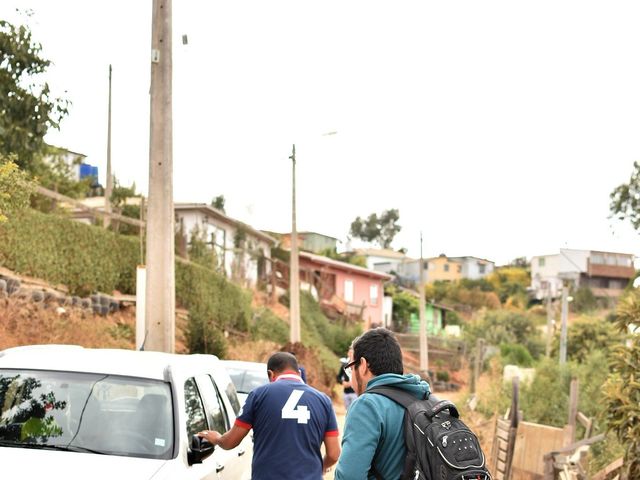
[0,297,137,350]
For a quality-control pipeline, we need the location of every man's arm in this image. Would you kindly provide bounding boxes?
[334,396,382,480]
[322,434,340,471]
[197,424,250,450]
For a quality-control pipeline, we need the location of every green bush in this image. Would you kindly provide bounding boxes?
[550,316,622,363]
[250,308,289,344]
[500,343,534,367]
[465,309,543,359]
[0,209,139,295]
[436,370,450,382]
[572,286,597,313]
[0,209,253,356]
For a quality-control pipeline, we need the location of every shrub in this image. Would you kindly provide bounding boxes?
[572,286,597,313]
[550,316,622,363]
[0,209,139,295]
[250,308,289,344]
[436,370,450,382]
[0,209,253,356]
[500,343,534,367]
[602,290,640,478]
[465,309,543,359]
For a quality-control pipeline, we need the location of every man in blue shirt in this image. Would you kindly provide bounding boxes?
[198,352,340,479]
[334,328,431,480]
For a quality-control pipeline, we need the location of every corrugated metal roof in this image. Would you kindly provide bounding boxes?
[298,251,393,280]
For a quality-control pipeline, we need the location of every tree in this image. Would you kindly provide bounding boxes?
[0,15,69,171]
[108,180,140,235]
[0,154,33,222]
[349,209,401,248]
[602,290,640,478]
[610,161,640,230]
[211,195,225,213]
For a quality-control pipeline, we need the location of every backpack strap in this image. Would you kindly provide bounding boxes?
[367,385,426,407]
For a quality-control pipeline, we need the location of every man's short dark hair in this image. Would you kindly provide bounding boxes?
[267,352,299,373]
[352,328,403,376]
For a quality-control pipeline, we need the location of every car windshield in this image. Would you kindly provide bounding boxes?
[226,367,268,394]
[0,369,173,460]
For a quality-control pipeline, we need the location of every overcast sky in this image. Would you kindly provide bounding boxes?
[3,1,640,264]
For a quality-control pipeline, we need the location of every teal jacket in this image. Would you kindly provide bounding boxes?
[334,373,430,480]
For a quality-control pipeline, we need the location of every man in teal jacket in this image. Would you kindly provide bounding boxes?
[334,328,430,480]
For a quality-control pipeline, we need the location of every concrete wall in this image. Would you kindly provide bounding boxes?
[530,254,563,299]
[426,257,462,283]
[459,258,495,280]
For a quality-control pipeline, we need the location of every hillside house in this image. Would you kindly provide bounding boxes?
[292,251,392,328]
[531,248,635,300]
[425,254,494,283]
[174,203,276,288]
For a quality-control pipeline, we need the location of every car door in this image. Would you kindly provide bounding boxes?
[196,375,251,480]
[183,377,222,480]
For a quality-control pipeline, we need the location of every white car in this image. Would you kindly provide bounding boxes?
[0,345,252,480]
[221,360,269,406]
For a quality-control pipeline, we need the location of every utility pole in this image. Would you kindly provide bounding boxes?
[545,285,554,357]
[419,232,429,375]
[145,0,175,353]
[103,64,113,228]
[289,144,301,344]
[559,282,569,365]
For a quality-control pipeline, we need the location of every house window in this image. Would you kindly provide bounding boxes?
[478,264,486,274]
[344,280,354,303]
[591,253,604,265]
[538,258,546,267]
[457,265,462,273]
[444,264,449,272]
[370,285,379,306]
[618,255,632,267]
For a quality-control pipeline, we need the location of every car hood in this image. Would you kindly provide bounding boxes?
[0,447,166,479]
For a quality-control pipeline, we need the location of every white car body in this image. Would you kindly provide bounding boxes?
[0,345,252,480]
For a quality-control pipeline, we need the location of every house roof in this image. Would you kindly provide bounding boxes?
[354,248,407,260]
[448,256,495,264]
[298,251,393,281]
[281,231,339,241]
[174,203,277,245]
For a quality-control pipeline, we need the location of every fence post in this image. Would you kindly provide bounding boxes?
[566,377,579,445]
[471,338,484,394]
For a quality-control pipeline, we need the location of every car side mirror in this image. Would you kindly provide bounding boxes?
[188,434,215,465]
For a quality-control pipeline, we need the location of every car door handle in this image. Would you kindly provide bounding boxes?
[216,462,225,473]
[237,448,245,456]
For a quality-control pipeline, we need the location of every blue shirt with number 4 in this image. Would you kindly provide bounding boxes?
[235,371,338,480]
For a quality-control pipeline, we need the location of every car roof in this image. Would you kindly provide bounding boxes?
[0,345,220,381]
[221,360,267,371]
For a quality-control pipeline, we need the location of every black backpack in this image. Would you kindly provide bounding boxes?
[369,386,492,480]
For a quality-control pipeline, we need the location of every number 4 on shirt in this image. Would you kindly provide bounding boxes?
[281,390,311,424]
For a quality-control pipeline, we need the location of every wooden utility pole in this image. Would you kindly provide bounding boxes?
[419,232,429,374]
[145,0,175,353]
[289,144,301,343]
[104,64,113,228]
[559,283,569,365]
